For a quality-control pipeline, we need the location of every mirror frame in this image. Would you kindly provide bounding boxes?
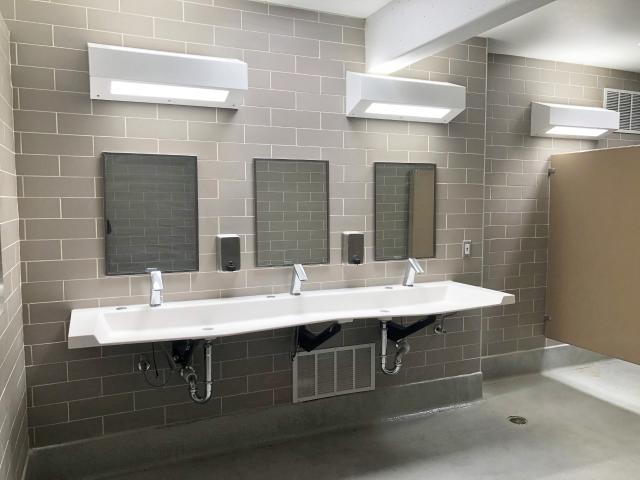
[102,152,200,276]
[253,158,331,268]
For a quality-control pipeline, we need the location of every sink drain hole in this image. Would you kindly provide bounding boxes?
[508,415,528,425]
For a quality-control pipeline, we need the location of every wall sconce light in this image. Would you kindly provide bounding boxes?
[530,102,619,139]
[88,43,248,109]
[346,72,466,123]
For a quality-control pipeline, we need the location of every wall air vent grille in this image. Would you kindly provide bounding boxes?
[292,344,375,403]
[604,88,640,134]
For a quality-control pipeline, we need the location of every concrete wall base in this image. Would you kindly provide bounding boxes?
[26,372,482,480]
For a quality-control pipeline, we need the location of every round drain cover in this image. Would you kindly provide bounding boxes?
[508,416,528,425]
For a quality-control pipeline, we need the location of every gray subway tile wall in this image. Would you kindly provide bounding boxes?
[255,159,329,266]
[103,153,199,275]
[0,9,28,480]
[4,0,486,447]
[481,53,640,357]
[3,0,639,456]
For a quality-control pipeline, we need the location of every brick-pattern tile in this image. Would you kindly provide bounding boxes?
[4,0,640,456]
[255,159,328,266]
[0,10,28,479]
[103,153,198,274]
[482,53,640,356]
[3,0,491,448]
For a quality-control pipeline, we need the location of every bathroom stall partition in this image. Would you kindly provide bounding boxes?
[546,145,640,364]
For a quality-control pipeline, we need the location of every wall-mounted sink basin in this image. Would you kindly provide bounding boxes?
[68,281,514,348]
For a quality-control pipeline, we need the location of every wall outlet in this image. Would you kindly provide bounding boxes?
[463,240,472,257]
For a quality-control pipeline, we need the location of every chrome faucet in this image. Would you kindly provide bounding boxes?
[402,258,424,287]
[290,264,308,296]
[146,268,163,307]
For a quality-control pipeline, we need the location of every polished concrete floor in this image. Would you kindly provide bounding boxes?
[106,359,640,479]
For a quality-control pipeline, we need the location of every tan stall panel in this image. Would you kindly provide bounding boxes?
[547,145,640,364]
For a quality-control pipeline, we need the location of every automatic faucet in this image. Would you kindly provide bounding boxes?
[290,264,308,295]
[402,258,424,287]
[146,268,163,307]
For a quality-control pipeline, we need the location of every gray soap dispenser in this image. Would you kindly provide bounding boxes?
[216,234,241,272]
[342,232,364,265]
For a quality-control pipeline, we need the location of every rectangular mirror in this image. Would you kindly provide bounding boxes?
[103,152,199,275]
[375,162,436,261]
[254,158,329,267]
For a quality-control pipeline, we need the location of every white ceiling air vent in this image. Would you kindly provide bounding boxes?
[346,72,466,123]
[530,102,619,139]
[604,88,640,134]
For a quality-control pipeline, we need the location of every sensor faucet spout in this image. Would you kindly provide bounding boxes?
[146,268,163,307]
[402,258,424,287]
[290,264,308,295]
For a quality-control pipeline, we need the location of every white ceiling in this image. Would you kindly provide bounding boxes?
[266,0,640,74]
[484,0,640,73]
[263,0,390,18]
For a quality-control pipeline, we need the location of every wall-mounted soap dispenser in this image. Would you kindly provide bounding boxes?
[216,234,241,272]
[342,232,364,265]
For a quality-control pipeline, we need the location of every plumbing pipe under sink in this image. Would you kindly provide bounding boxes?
[380,320,411,375]
[379,315,438,375]
[184,339,213,404]
[169,339,214,404]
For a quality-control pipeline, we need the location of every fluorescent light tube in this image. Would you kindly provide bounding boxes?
[111,81,229,103]
[546,126,608,137]
[365,102,451,119]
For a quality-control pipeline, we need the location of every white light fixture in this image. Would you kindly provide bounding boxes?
[346,72,465,123]
[88,43,248,109]
[530,102,619,139]
[365,103,451,119]
[546,126,608,137]
[110,81,230,103]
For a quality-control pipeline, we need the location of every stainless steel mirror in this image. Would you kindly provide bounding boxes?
[254,159,329,267]
[103,152,199,275]
[375,162,436,261]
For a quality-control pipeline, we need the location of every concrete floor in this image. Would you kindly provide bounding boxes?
[105,359,640,479]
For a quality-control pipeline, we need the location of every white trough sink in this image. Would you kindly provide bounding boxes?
[68,281,514,348]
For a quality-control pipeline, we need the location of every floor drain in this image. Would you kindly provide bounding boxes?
[508,416,528,425]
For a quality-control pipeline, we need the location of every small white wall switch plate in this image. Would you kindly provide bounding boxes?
[463,240,472,257]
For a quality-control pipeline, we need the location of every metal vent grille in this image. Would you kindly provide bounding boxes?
[604,88,640,134]
[293,344,375,403]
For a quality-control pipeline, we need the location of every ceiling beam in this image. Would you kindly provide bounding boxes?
[366,0,556,74]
